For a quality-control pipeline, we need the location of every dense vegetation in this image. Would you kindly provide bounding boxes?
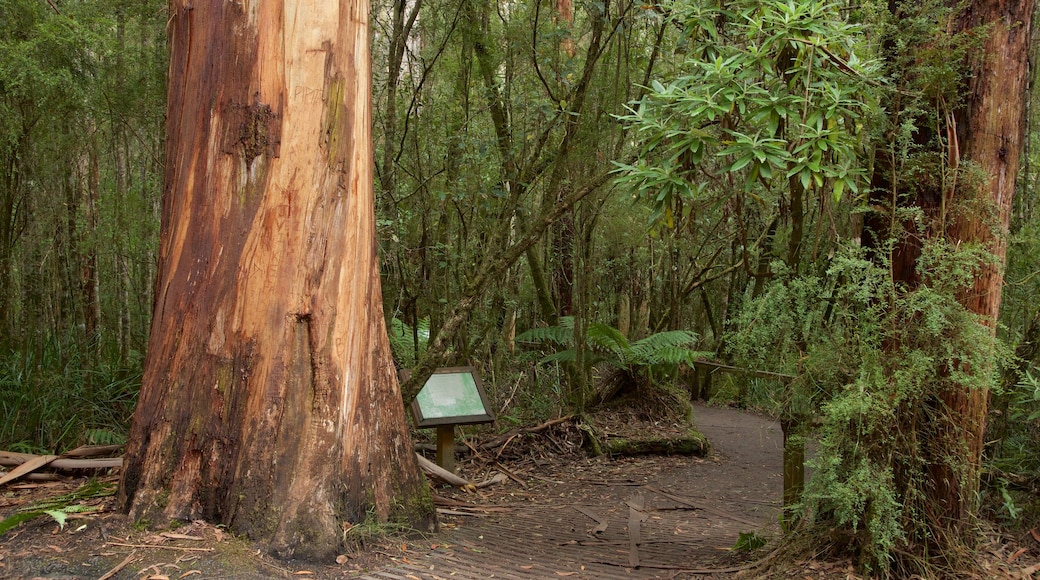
[2,0,1038,575]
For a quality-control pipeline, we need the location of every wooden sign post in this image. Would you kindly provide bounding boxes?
[409,367,495,473]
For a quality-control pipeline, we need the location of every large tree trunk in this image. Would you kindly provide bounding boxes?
[118,0,435,561]
[864,0,1034,539]
[933,0,1034,526]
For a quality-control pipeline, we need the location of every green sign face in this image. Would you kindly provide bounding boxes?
[410,367,495,427]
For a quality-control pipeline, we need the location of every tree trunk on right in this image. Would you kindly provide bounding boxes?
[868,0,1034,538]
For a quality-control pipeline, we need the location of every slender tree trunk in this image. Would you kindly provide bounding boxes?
[119,0,434,560]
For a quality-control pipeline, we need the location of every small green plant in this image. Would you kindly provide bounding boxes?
[733,531,768,552]
[342,508,418,549]
[0,479,116,537]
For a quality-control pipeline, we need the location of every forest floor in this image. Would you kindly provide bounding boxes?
[1,404,1038,579]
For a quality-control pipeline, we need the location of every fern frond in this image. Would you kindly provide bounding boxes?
[629,330,699,365]
[515,316,576,346]
[645,346,713,366]
[539,350,578,364]
[586,323,631,357]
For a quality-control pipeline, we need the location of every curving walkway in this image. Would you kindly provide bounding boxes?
[357,404,783,580]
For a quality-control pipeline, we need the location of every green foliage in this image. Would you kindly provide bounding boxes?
[516,317,708,385]
[614,0,880,224]
[727,240,1004,572]
[733,530,768,552]
[388,317,430,368]
[0,478,115,537]
[0,338,140,451]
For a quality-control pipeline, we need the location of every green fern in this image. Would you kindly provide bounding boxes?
[0,479,115,537]
[586,323,631,359]
[388,317,430,367]
[514,317,575,346]
[630,331,701,365]
[516,319,705,380]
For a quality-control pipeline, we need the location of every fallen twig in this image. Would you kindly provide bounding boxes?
[435,508,488,517]
[479,415,575,450]
[106,542,215,552]
[475,473,508,488]
[98,553,138,580]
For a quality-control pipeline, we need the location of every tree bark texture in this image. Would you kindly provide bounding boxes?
[934,0,1034,524]
[118,0,434,560]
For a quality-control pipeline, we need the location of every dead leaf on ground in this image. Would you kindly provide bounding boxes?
[1009,547,1029,563]
[1017,563,1040,578]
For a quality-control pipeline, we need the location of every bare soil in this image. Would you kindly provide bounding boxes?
[1,404,1038,579]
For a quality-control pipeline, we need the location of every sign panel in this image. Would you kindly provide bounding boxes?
[409,367,495,427]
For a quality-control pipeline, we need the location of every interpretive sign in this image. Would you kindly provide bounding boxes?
[409,367,495,427]
[407,367,495,473]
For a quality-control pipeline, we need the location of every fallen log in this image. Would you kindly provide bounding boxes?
[0,453,123,470]
[415,453,475,490]
[0,447,124,486]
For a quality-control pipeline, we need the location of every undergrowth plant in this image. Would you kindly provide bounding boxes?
[729,240,1004,574]
[0,478,116,537]
[516,317,710,415]
[0,337,139,452]
[388,317,430,369]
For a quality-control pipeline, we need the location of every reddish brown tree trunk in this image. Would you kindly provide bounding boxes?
[934,0,1034,524]
[118,0,434,560]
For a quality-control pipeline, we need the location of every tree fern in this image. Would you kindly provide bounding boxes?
[514,316,576,346]
[629,330,700,365]
[515,319,704,383]
[586,323,631,360]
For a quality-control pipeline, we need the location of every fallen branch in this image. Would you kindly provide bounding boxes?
[0,452,123,470]
[0,455,58,486]
[62,445,124,458]
[415,453,474,490]
[646,486,760,527]
[590,559,753,574]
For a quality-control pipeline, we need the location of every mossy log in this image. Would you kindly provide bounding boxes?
[602,429,709,457]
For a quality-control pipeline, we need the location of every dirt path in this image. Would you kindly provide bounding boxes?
[357,404,784,579]
[0,405,785,579]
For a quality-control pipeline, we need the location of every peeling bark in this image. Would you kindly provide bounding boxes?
[119,0,434,561]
